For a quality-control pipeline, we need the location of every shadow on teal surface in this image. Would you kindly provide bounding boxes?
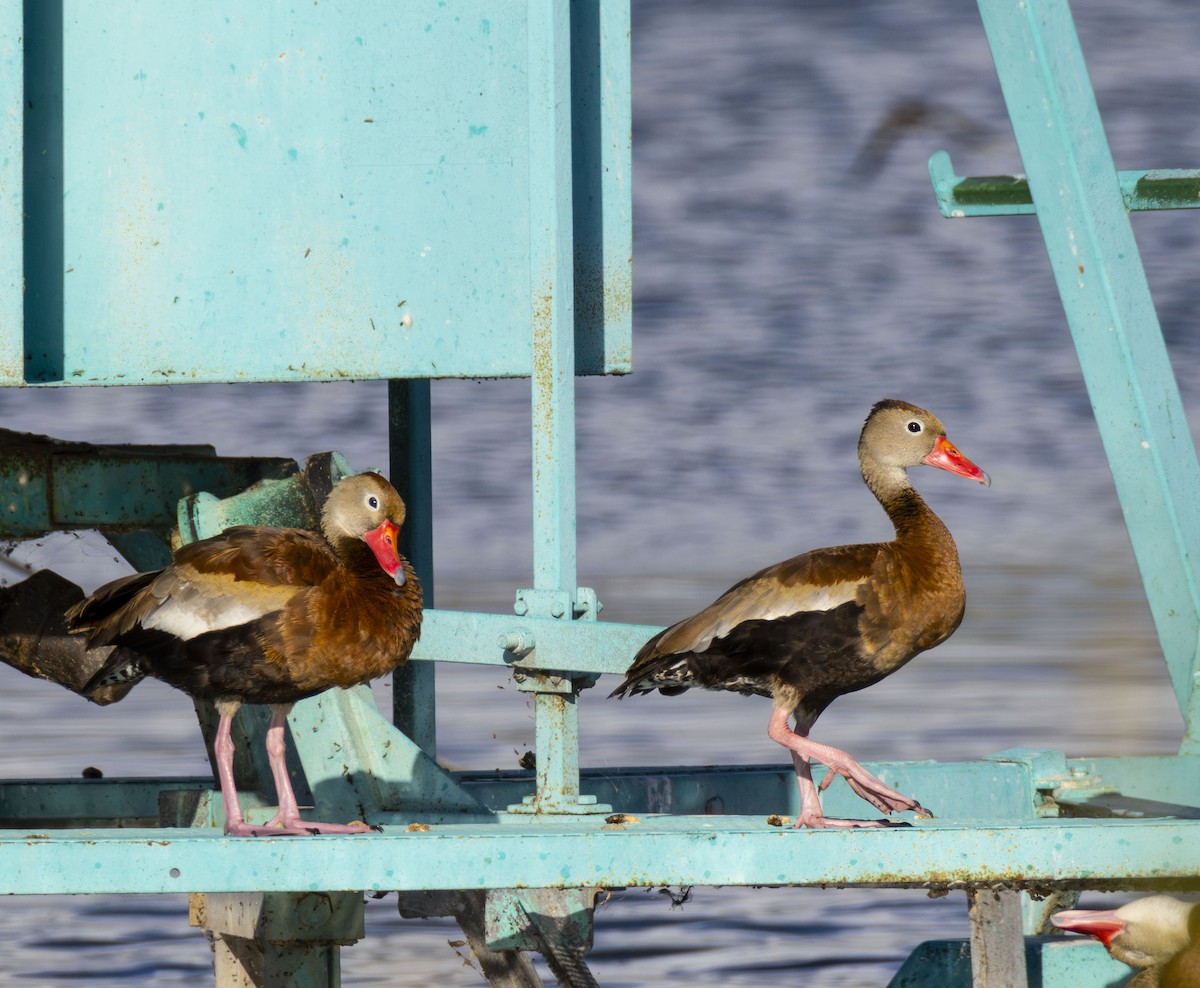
[888,937,1132,987]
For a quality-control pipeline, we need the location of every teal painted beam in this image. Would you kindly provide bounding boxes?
[975,0,1200,723]
[409,608,658,676]
[1,816,1200,896]
[0,3,20,382]
[0,756,1043,827]
[571,0,633,375]
[929,151,1200,217]
[388,379,437,756]
[523,0,601,814]
[528,0,579,600]
[286,686,486,820]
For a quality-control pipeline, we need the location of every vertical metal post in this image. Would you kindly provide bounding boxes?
[978,0,1200,743]
[21,0,65,383]
[968,889,1029,988]
[528,0,578,598]
[388,379,436,757]
[528,0,580,813]
[507,0,608,816]
[0,3,22,377]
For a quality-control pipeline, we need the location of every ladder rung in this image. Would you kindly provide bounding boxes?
[929,150,1200,217]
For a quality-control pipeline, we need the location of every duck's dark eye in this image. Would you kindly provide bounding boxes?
[907,420,923,434]
[367,495,380,510]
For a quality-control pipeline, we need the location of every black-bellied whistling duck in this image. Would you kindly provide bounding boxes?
[610,399,989,829]
[1164,907,1200,988]
[67,472,422,837]
[1052,896,1200,988]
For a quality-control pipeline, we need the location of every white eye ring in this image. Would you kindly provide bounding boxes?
[906,420,923,434]
[367,495,380,510]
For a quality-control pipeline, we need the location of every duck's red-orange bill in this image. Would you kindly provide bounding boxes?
[923,435,991,487]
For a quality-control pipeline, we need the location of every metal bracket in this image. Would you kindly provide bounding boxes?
[486,888,601,988]
[504,588,611,816]
[190,891,362,988]
[985,749,1116,818]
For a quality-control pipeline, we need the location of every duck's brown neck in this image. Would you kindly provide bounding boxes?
[863,465,951,545]
[328,533,379,574]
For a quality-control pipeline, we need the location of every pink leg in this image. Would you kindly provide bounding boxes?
[259,703,373,836]
[213,700,255,835]
[767,707,931,829]
[213,701,372,836]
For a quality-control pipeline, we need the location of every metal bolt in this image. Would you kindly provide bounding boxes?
[498,631,535,658]
[513,597,529,617]
[550,600,566,618]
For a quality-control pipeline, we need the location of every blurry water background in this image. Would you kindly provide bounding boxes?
[0,0,1198,983]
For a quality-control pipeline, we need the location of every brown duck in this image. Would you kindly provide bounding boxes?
[67,472,423,836]
[611,399,989,828]
[1053,896,1200,988]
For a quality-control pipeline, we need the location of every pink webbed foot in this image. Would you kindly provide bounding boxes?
[226,816,380,837]
[791,810,913,830]
[769,707,934,827]
[214,706,384,837]
[816,757,932,818]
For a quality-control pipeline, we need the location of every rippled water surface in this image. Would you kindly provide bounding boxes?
[1,0,1198,983]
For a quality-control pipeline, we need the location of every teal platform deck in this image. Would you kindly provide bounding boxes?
[4,0,1200,985]
[1,757,1199,897]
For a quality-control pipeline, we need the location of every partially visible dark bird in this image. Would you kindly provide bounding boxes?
[850,97,993,178]
[1053,896,1200,988]
[1163,904,1200,988]
[610,399,989,828]
[67,472,422,836]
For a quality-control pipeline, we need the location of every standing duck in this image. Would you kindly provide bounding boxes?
[610,399,988,828]
[1052,896,1200,987]
[67,472,422,837]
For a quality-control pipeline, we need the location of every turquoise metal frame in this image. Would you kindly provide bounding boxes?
[940,0,1200,751]
[2,0,1199,985]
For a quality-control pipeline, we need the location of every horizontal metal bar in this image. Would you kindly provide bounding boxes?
[0,429,295,537]
[0,778,211,825]
[0,816,1197,895]
[410,608,660,676]
[0,757,1037,826]
[929,150,1200,218]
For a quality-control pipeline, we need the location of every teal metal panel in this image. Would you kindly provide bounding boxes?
[13,1,632,385]
[1054,754,1200,816]
[284,686,487,820]
[973,0,1200,725]
[2,816,1200,895]
[1038,938,1137,987]
[0,778,210,826]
